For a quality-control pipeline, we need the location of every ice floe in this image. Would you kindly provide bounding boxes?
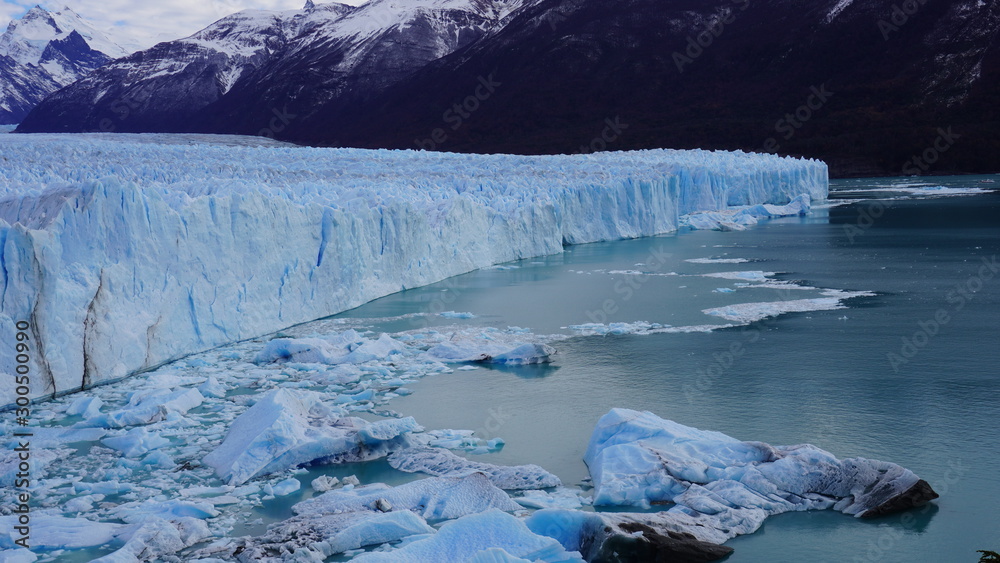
[584,408,938,527]
[388,447,561,490]
[202,388,419,485]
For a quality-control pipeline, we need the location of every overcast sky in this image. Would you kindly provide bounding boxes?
[1,0,366,49]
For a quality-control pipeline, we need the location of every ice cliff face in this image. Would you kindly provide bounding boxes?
[0,135,827,403]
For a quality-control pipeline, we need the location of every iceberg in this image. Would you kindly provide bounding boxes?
[90,517,211,563]
[0,137,827,402]
[702,290,874,324]
[294,473,522,521]
[221,510,436,562]
[202,388,419,485]
[0,515,120,550]
[388,447,561,490]
[80,387,204,428]
[681,193,811,231]
[352,509,584,563]
[583,409,938,534]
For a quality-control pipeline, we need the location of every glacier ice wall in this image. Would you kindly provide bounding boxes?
[0,135,827,402]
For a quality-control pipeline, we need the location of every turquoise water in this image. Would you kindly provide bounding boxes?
[330,175,1000,561]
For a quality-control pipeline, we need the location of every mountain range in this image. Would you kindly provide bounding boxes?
[0,5,136,124]
[12,0,1000,177]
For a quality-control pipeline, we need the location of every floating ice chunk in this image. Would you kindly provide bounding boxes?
[101,427,170,458]
[271,477,302,496]
[320,511,435,554]
[388,448,561,490]
[64,494,103,513]
[0,515,120,549]
[14,426,106,449]
[409,429,505,453]
[439,311,477,319]
[83,387,204,428]
[254,332,405,366]
[683,194,811,232]
[514,488,591,510]
[584,408,938,537]
[702,291,873,323]
[701,270,775,281]
[295,474,521,521]
[352,509,584,562]
[685,258,750,264]
[254,337,344,364]
[312,475,340,492]
[66,396,104,418]
[358,417,423,444]
[424,335,555,365]
[114,498,219,522]
[568,321,666,336]
[568,322,729,336]
[0,548,36,563]
[91,517,211,563]
[489,343,556,365]
[218,510,435,561]
[712,287,736,293]
[197,376,227,399]
[334,388,375,404]
[203,388,419,485]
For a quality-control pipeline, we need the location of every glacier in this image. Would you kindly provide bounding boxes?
[583,409,938,527]
[0,135,826,403]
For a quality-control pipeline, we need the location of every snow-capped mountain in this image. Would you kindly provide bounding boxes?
[0,5,136,124]
[17,0,525,134]
[14,3,356,132]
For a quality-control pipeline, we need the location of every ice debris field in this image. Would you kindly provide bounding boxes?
[0,135,940,561]
[0,134,827,401]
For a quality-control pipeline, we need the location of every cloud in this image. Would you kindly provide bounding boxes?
[1,0,368,50]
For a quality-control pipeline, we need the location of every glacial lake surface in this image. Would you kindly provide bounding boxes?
[333,175,1000,561]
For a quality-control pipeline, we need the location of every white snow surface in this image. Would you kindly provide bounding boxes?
[582,408,932,542]
[0,137,826,403]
